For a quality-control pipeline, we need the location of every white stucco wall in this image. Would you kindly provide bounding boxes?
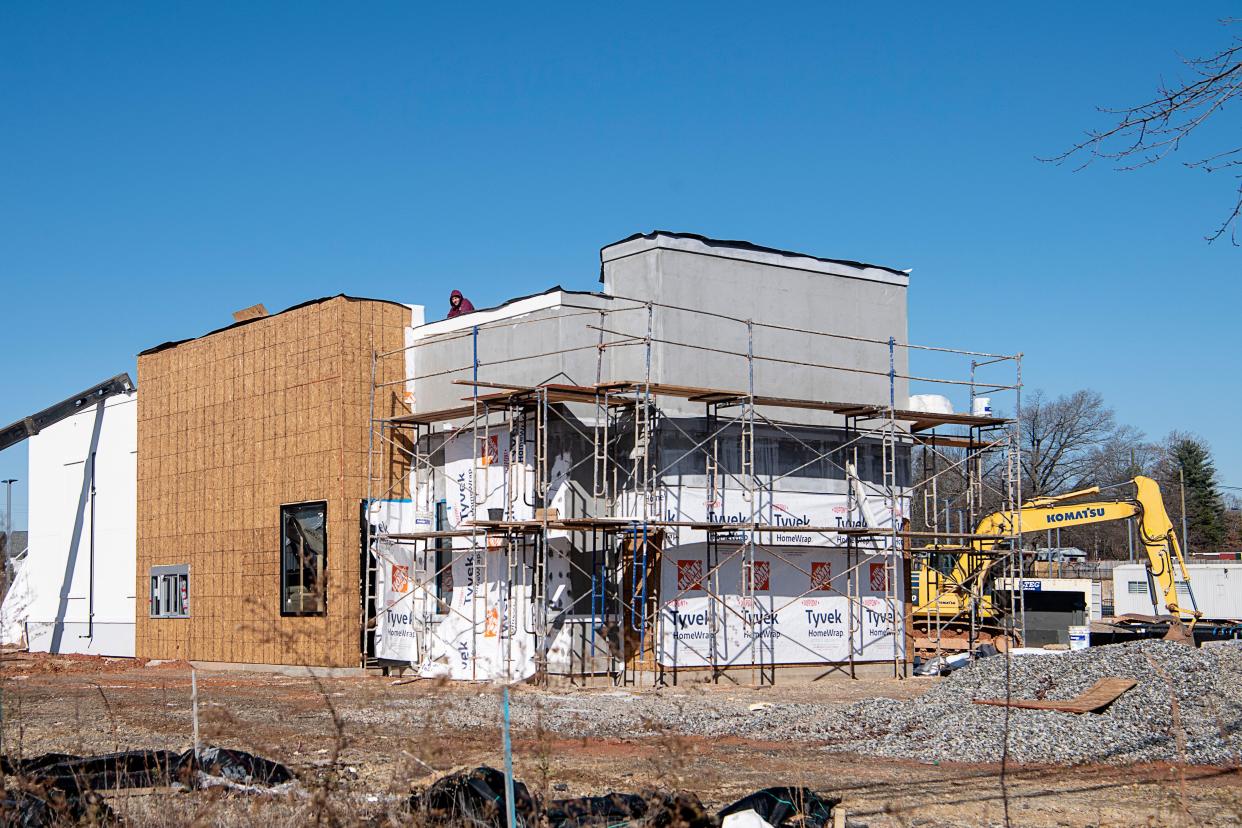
[11,391,137,656]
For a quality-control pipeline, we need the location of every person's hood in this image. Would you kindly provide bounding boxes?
[450,289,463,301]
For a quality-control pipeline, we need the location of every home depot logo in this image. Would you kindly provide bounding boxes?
[869,562,887,591]
[746,560,770,591]
[391,564,410,593]
[478,435,499,467]
[676,559,703,591]
[811,561,832,591]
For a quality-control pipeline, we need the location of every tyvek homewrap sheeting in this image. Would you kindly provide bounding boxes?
[414,418,907,674]
[442,426,533,528]
[619,484,904,547]
[369,499,431,662]
[623,485,908,667]
[0,556,34,647]
[657,543,902,667]
[437,420,579,532]
[414,429,573,681]
[418,544,541,681]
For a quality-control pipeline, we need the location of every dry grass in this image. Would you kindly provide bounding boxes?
[2,654,1242,827]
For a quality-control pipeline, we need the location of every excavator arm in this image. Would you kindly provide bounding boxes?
[967,475,1199,627]
[1132,476,1198,626]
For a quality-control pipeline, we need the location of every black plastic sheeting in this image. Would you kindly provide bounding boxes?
[409,767,839,828]
[188,746,295,789]
[410,765,540,826]
[2,746,294,795]
[0,786,117,827]
[545,792,650,827]
[2,750,180,796]
[547,791,713,828]
[0,746,295,825]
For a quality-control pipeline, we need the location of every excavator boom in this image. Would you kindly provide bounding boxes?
[913,475,1199,648]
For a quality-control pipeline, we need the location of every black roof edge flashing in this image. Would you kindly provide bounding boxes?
[598,230,909,281]
[138,294,412,357]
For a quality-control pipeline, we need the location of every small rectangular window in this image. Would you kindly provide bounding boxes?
[150,565,190,618]
[281,501,327,616]
[1127,581,1147,594]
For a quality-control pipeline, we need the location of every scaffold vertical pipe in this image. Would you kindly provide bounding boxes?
[538,387,550,684]
[745,319,766,685]
[887,335,901,677]
[362,348,378,666]
[470,324,482,681]
[641,302,654,685]
[1014,354,1026,646]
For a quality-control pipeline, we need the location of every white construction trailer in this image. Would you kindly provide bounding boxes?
[0,375,137,656]
[1112,562,1242,622]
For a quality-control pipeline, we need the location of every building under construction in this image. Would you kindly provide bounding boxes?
[134,231,1023,678]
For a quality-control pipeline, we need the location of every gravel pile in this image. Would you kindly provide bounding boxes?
[807,640,1242,765]
[341,640,1242,766]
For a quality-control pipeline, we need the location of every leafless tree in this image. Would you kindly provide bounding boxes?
[1046,19,1242,243]
[1021,389,1133,497]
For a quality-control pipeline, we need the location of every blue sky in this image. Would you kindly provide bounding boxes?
[2,3,1239,529]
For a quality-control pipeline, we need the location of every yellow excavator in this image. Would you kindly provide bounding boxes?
[912,475,1200,650]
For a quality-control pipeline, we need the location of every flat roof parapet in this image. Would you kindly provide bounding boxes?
[600,230,911,286]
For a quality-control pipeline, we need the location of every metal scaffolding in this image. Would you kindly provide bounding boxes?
[361,297,1024,684]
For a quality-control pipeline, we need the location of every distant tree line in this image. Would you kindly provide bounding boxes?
[912,389,1236,559]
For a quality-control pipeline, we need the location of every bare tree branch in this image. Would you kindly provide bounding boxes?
[1021,389,1130,496]
[1043,20,1242,244]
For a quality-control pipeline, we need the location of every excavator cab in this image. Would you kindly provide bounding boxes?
[928,550,959,578]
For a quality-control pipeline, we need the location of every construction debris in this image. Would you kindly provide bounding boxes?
[185,745,297,793]
[973,677,1137,714]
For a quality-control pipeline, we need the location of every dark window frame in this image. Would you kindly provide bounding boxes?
[280,500,328,617]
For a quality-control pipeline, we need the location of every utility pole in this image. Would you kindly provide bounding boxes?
[1179,464,1190,555]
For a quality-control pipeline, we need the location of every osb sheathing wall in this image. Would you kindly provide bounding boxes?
[136,297,411,667]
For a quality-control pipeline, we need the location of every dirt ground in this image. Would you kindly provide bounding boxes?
[1,653,1240,827]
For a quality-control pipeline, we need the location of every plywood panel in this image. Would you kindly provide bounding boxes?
[136,296,410,667]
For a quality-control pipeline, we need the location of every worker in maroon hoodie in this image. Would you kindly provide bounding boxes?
[447,289,476,319]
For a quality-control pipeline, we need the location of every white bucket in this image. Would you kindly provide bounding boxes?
[971,397,993,417]
[1068,625,1090,651]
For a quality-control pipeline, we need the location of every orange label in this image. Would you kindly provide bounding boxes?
[391,564,410,593]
